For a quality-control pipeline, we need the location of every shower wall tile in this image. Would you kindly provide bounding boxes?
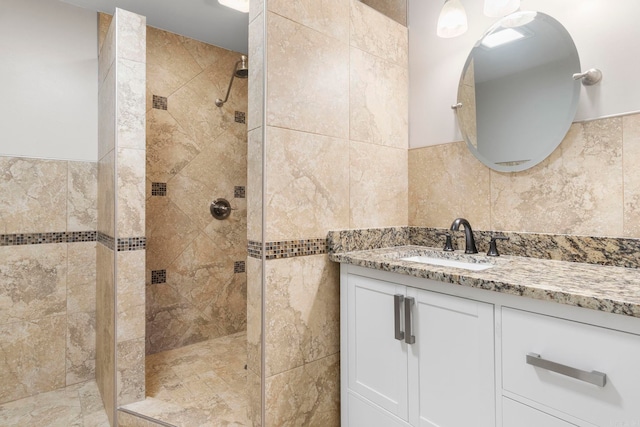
[247,368,262,427]
[67,242,97,314]
[408,141,491,230]
[0,157,67,234]
[181,36,232,71]
[266,12,349,139]
[623,114,640,237]
[98,64,116,160]
[268,0,349,41]
[264,255,339,377]
[265,127,349,241]
[96,243,115,424]
[0,244,67,324]
[117,337,146,405]
[98,14,115,86]
[349,47,408,148]
[117,148,146,237]
[98,13,113,54]
[0,315,66,403]
[117,59,147,150]
[350,0,408,66]
[359,0,407,26]
[117,250,146,342]
[247,128,263,242]
[98,150,115,237]
[491,118,623,235]
[248,14,264,132]
[349,141,407,228]
[249,0,264,24]
[66,311,96,385]
[115,9,146,64]
[246,257,262,377]
[68,161,98,232]
[265,353,340,427]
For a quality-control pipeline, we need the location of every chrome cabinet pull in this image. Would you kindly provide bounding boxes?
[526,353,607,387]
[394,294,405,341]
[404,297,416,344]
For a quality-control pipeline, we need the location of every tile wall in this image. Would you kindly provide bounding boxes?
[0,158,97,404]
[250,1,409,424]
[144,24,248,354]
[409,113,640,239]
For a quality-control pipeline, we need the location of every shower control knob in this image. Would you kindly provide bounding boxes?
[210,198,235,220]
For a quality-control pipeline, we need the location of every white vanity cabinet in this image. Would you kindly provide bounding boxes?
[343,273,496,427]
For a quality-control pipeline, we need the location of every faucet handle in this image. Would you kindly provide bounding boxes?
[436,231,455,252]
[487,236,509,257]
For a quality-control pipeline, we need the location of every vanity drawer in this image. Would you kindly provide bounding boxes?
[502,397,577,427]
[501,307,640,426]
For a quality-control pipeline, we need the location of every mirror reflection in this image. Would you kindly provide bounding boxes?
[456,11,581,172]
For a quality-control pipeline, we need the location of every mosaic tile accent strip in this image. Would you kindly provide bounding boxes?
[234,186,245,199]
[98,232,115,250]
[234,261,246,273]
[0,231,97,247]
[248,240,262,259]
[151,182,167,196]
[117,237,146,252]
[234,111,246,124]
[249,239,328,260]
[151,270,167,284]
[152,95,168,110]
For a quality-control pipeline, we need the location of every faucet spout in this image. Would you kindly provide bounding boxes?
[450,218,478,254]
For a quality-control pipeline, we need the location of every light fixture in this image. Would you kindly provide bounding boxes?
[481,28,524,48]
[500,10,536,28]
[436,0,468,38]
[484,0,520,18]
[218,0,249,13]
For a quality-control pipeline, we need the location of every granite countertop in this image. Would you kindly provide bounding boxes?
[330,245,640,318]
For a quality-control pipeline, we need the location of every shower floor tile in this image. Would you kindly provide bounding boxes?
[121,331,248,427]
[0,380,110,427]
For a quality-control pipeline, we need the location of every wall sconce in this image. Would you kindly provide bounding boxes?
[437,0,521,38]
[218,0,249,13]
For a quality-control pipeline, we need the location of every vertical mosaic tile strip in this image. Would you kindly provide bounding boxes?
[234,186,246,199]
[0,231,97,246]
[234,261,246,273]
[151,182,167,196]
[152,95,168,110]
[98,232,115,250]
[117,237,146,252]
[151,270,167,284]
[234,111,246,124]
[248,240,262,259]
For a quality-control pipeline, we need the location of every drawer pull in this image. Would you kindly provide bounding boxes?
[526,353,607,387]
[404,297,416,344]
[394,294,405,341]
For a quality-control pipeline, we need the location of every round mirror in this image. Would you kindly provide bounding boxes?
[456,11,581,172]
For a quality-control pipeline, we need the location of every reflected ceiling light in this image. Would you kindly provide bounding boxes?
[481,28,525,48]
[500,10,537,28]
[484,0,521,18]
[218,0,249,13]
[436,0,468,38]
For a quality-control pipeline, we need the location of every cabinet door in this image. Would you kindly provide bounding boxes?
[347,275,409,420]
[410,289,495,427]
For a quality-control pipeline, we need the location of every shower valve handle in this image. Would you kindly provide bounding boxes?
[210,198,236,220]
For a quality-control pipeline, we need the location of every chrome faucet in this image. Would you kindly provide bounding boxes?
[450,218,478,254]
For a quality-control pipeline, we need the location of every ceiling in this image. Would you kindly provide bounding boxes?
[60,0,249,54]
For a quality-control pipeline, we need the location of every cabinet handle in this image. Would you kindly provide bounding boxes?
[404,297,416,344]
[526,353,607,387]
[394,294,405,341]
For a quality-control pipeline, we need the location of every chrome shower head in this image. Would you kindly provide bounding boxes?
[216,55,248,107]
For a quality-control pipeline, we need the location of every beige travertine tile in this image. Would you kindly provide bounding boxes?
[98,150,115,237]
[202,197,247,256]
[67,161,98,232]
[180,36,235,71]
[66,311,96,385]
[115,9,146,64]
[359,0,407,26]
[349,47,407,148]
[248,15,264,132]
[247,128,263,242]
[98,13,113,54]
[99,63,116,161]
[250,0,264,24]
[491,118,623,235]
[264,255,339,377]
[246,257,262,377]
[351,0,408,66]
[95,244,115,425]
[146,109,201,183]
[117,337,145,406]
[0,244,67,324]
[623,113,640,237]
[98,13,115,86]
[265,353,340,427]
[0,157,67,234]
[67,242,97,314]
[269,0,349,41]
[117,59,146,150]
[0,315,66,403]
[265,127,349,240]
[408,142,491,229]
[247,368,261,427]
[349,141,407,228]
[117,148,146,237]
[117,250,146,342]
[266,12,349,139]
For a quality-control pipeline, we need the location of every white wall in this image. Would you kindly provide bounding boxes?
[409,0,640,148]
[0,0,98,161]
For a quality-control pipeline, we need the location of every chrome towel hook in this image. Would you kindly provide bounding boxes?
[572,68,602,86]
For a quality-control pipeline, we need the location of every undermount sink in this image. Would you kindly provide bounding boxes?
[400,256,494,271]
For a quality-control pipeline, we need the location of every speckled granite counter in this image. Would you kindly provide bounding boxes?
[330,245,640,318]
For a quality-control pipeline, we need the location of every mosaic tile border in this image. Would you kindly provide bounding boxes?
[0,231,97,246]
[248,238,328,260]
[151,269,166,284]
[117,237,146,251]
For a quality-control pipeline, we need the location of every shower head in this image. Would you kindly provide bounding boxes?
[216,55,248,107]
